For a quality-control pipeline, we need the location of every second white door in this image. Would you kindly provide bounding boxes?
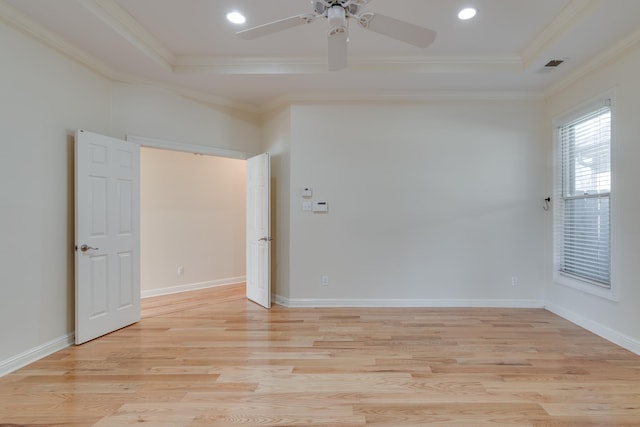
[246,153,271,308]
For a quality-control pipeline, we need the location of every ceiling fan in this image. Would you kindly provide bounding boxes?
[236,0,437,71]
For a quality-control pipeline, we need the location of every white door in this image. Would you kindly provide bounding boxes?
[246,153,271,308]
[75,130,140,344]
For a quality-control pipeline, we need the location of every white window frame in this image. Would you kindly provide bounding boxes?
[552,90,617,301]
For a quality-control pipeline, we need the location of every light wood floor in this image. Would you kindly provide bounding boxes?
[1,284,639,426]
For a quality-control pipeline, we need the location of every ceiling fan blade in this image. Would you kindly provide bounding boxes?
[328,30,348,71]
[236,14,314,40]
[359,13,436,48]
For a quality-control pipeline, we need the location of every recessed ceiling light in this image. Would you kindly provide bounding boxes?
[226,11,246,25]
[458,7,477,20]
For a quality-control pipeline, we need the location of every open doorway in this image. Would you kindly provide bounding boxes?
[139,146,246,299]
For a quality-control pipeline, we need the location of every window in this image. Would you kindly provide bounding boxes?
[555,98,612,290]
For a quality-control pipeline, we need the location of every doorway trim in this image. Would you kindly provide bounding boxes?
[126,135,253,160]
[128,134,255,300]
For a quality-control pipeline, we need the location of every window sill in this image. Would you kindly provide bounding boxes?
[554,271,618,302]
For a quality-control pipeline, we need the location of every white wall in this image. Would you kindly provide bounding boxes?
[261,108,292,300]
[140,148,246,296]
[0,19,260,374]
[285,101,546,306]
[0,20,112,365]
[544,43,640,351]
[110,83,260,155]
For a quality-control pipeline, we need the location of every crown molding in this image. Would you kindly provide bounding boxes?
[12,0,629,118]
[0,0,119,80]
[174,56,328,75]
[78,0,174,72]
[5,0,525,77]
[544,26,640,97]
[173,54,523,75]
[521,0,602,70]
[260,90,544,113]
[0,1,257,115]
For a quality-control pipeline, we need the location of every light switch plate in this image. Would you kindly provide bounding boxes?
[313,201,328,212]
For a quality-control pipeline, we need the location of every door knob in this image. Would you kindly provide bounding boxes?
[258,237,273,242]
[79,244,99,252]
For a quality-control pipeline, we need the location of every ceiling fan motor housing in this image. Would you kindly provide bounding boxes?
[313,0,362,17]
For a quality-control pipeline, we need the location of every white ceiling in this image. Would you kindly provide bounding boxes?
[2,0,640,111]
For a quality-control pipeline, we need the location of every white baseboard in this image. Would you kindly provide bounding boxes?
[1,280,245,377]
[275,295,545,309]
[141,276,245,299]
[0,333,74,377]
[4,296,636,379]
[276,295,640,355]
[545,301,640,355]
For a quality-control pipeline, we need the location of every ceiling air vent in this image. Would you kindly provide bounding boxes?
[544,59,565,68]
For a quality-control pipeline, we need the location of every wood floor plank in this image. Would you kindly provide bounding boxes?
[1,283,639,426]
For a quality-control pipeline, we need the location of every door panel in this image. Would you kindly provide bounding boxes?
[246,153,271,308]
[75,130,140,344]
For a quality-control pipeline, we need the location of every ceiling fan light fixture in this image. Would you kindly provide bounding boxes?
[458,7,477,20]
[327,5,347,30]
[226,11,246,25]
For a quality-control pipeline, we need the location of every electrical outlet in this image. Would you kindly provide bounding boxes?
[321,275,329,286]
[511,276,518,286]
[177,266,184,276]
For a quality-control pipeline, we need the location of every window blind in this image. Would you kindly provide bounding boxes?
[558,103,611,287]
